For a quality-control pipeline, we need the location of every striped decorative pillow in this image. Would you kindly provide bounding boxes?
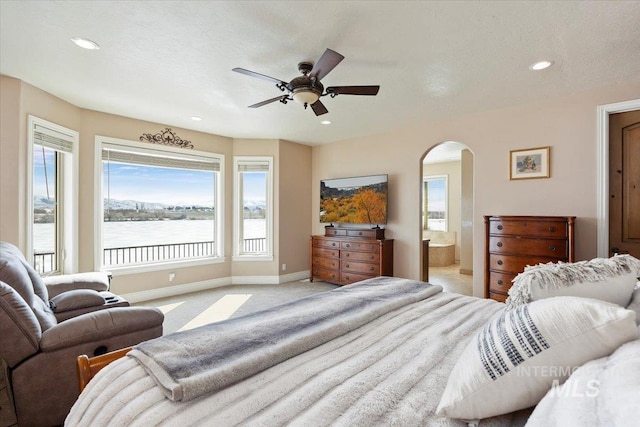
[436,297,637,421]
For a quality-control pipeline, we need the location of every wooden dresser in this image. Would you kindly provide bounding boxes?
[310,228,394,285]
[484,215,575,302]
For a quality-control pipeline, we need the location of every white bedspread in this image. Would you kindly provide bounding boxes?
[66,287,532,427]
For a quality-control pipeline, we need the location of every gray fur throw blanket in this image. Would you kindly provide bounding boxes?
[129,277,442,402]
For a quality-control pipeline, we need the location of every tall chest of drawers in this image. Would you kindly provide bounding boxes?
[484,215,575,302]
[310,228,394,285]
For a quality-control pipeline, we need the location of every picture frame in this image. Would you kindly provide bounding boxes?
[509,146,550,180]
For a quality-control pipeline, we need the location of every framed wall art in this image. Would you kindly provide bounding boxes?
[509,146,550,180]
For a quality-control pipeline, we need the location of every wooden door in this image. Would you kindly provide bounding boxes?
[609,109,640,257]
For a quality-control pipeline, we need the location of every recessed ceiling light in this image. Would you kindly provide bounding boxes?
[191,116,202,121]
[71,37,100,50]
[321,120,331,125]
[529,60,553,71]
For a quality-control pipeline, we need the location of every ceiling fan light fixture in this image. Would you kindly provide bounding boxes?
[292,89,320,106]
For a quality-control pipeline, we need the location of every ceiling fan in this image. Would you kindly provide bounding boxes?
[232,48,379,116]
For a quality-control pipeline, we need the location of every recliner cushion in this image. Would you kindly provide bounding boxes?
[50,289,106,312]
[0,281,42,367]
[44,271,110,298]
[0,243,57,331]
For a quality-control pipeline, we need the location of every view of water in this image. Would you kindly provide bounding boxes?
[33,219,266,252]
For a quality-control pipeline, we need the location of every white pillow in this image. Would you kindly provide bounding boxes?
[506,255,640,309]
[625,282,640,326]
[526,337,640,427]
[435,297,637,421]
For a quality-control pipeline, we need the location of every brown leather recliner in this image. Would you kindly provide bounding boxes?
[0,241,164,426]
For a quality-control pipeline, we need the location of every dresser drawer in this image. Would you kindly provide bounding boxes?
[313,238,341,250]
[342,260,380,275]
[346,229,383,239]
[312,267,340,283]
[489,292,508,303]
[488,254,555,274]
[341,250,380,262]
[341,271,376,284]
[312,247,339,259]
[312,256,340,270]
[489,236,568,259]
[324,228,347,237]
[489,271,517,294]
[489,220,568,238]
[341,241,378,252]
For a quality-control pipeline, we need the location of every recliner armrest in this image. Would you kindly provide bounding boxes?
[44,272,110,298]
[40,307,164,352]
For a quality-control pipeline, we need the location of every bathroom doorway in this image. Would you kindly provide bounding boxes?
[421,141,473,295]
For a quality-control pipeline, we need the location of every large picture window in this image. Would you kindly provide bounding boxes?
[423,175,448,232]
[234,157,273,259]
[97,137,223,270]
[29,116,78,275]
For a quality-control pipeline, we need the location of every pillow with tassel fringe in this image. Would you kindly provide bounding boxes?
[506,255,640,310]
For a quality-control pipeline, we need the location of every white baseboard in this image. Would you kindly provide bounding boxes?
[122,277,232,303]
[123,270,311,303]
[231,270,310,285]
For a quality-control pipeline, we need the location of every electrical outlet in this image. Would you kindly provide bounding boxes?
[282,263,287,271]
[169,273,175,282]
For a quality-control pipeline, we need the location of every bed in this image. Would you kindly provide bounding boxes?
[66,264,640,427]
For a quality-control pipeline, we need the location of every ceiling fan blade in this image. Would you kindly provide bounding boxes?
[310,100,329,116]
[326,85,380,96]
[248,95,289,108]
[310,49,345,81]
[232,67,288,86]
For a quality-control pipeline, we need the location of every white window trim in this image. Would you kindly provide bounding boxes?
[94,135,224,271]
[423,174,448,232]
[233,156,273,261]
[26,115,79,274]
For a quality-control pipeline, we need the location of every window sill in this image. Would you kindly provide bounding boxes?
[232,255,274,262]
[103,256,225,276]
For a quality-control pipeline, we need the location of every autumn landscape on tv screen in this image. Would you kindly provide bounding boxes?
[320,175,388,225]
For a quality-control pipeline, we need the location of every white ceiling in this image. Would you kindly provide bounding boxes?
[1,1,639,146]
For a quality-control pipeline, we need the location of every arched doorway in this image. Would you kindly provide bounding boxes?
[420,141,473,296]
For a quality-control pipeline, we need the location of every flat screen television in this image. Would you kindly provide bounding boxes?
[320,174,388,225]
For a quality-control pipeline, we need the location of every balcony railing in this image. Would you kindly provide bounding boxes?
[242,237,266,254]
[103,241,216,266]
[35,238,268,273]
[34,251,56,275]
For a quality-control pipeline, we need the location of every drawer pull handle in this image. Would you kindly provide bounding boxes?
[497,260,503,266]
[345,253,350,257]
[370,255,374,260]
[497,242,503,247]
[370,266,375,271]
[345,244,350,248]
[497,280,503,285]
[332,243,336,247]
[549,246,556,251]
[549,226,556,232]
[358,231,363,235]
[497,225,503,230]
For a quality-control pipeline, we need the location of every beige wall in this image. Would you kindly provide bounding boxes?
[460,149,474,274]
[312,82,640,297]
[279,140,312,275]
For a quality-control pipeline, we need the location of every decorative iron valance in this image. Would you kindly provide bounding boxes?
[139,128,193,149]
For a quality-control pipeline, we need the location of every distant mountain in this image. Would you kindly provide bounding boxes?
[36,194,265,211]
[104,199,168,210]
[33,195,55,209]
